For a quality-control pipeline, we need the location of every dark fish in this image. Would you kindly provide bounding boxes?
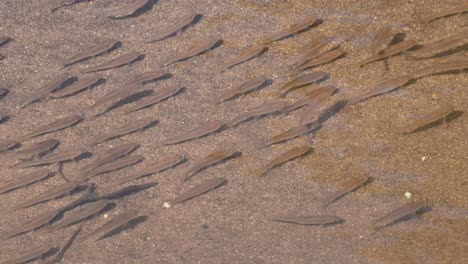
[161,120,225,145]
[19,114,83,141]
[0,36,12,46]
[264,16,318,44]
[106,0,151,18]
[295,48,345,72]
[348,75,413,104]
[279,72,328,96]
[284,85,337,113]
[409,31,468,59]
[81,155,143,181]
[270,215,342,225]
[228,101,287,127]
[373,201,426,230]
[1,209,60,240]
[184,150,239,181]
[358,39,416,67]
[259,123,319,149]
[50,76,103,98]
[125,69,170,86]
[80,142,139,173]
[412,59,468,78]
[123,85,183,114]
[299,90,334,124]
[20,73,73,108]
[13,181,82,209]
[0,139,19,151]
[145,12,198,42]
[13,149,86,169]
[399,105,455,134]
[81,51,142,74]
[91,85,141,116]
[89,117,156,145]
[260,145,312,176]
[370,27,394,55]
[322,176,370,207]
[62,39,120,66]
[0,169,51,195]
[48,200,110,231]
[2,245,52,264]
[164,37,220,66]
[217,76,269,103]
[122,155,185,183]
[172,177,227,204]
[220,44,267,71]
[7,139,59,160]
[422,2,468,23]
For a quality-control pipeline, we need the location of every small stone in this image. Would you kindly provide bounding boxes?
[163,202,171,209]
[405,191,412,199]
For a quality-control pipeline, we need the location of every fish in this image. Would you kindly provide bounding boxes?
[122,155,185,183]
[161,120,225,145]
[89,117,157,145]
[348,75,413,104]
[433,52,468,64]
[43,225,82,264]
[125,69,170,86]
[283,85,337,113]
[19,114,83,141]
[0,169,51,195]
[0,87,9,98]
[13,181,83,209]
[7,139,59,160]
[422,2,468,23]
[171,177,227,204]
[0,139,19,152]
[322,176,370,207]
[184,150,239,181]
[260,145,312,176]
[163,37,220,66]
[408,31,468,59]
[357,39,416,67]
[91,85,141,116]
[373,201,426,230]
[13,149,87,169]
[123,85,183,114]
[228,101,287,127]
[50,76,103,98]
[263,16,318,44]
[80,51,142,74]
[20,72,73,108]
[0,36,12,46]
[62,39,120,67]
[80,142,140,173]
[294,48,345,72]
[220,44,267,71]
[299,90,334,124]
[217,76,269,103]
[370,27,395,55]
[2,245,53,264]
[291,37,343,67]
[279,72,328,97]
[106,0,151,19]
[411,60,468,79]
[399,105,455,134]
[270,215,343,225]
[145,12,199,42]
[48,200,110,232]
[1,209,61,240]
[81,155,144,181]
[259,123,319,149]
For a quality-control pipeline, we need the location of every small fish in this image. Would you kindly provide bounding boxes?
[0,36,12,46]
[164,37,220,66]
[81,51,142,74]
[279,72,328,96]
[48,200,110,232]
[2,209,61,240]
[373,201,426,230]
[125,69,170,86]
[19,114,83,141]
[81,155,143,181]
[263,16,318,44]
[13,181,82,209]
[185,150,239,181]
[145,12,198,42]
[62,39,120,66]
[433,52,468,64]
[2,245,52,264]
[90,117,157,145]
[411,59,468,79]
[123,85,183,114]
[13,149,87,169]
[259,123,319,149]
[228,101,287,127]
[91,85,141,116]
[357,39,416,67]
[290,37,342,67]
[218,76,269,103]
[0,169,51,195]
[299,90,334,124]
[295,48,345,72]
[370,27,395,55]
[50,76,103,98]
[122,155,185,183]
[0,139,19,151]
[161,120,225,145]
[260,145,312,176]
[80,143,140,173]
[422,2,468,23]
[322,176,370,207]
[20,72,73,108]
[399,106,455,134]
[409,31,468,59]
[270,215,342,225]
[284,85,337,113]
[348,75,413,104]
[172,177,227,204]
[220,44,267,71]
[106,0,151,19]
[7,139,59,160]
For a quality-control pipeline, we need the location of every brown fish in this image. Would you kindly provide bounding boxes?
[264,16,318,44]
[348,75,413,104]
[358,39,416,67]
[125,69,170,86]
[422,2,468,23]
[13,149,86,169]
[80,142,140,173]
[1,209,61,240]
[48,200,110,232]
[322,176,370,207]
[50,76,103,98]
[145,12,198,42]
[279,72,328,96]
[106,0,151,18]
[2,245,52,264]
[370,27,395,55]
[20,72,73,108]
[164,37,220,66]
[89,117,157,145]
[399,105,455,134]
[299,90,334,124]
[288,35,330,66]
[409,31,468,59]
[81,155,144,181]
[161,120,225,145]
[7,139,59,161]
[220,44,267,71]
[260,145,312,176]
[122,155,185,183]
[172,177,227,204]
[0,169,51,195]
[228,101,287,127]
[13,181,83,209]
[295,48,345,72]
[270,215,343,225]
[412,60,468,79]
[81,51,142,74]
[284,85,337,113]
[373,201,426,230]
[0,139,19,151]
[62,39,120,66]
[19,114,83,141]
[123,85,183,114]
[184,150,239,181]
[218,76,269,103]
[259,123,319,149]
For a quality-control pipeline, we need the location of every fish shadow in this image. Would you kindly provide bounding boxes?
[139,73,173,85]
[259,123,320,149]
[97,215,148,241]
[154,14,204,42]
[101,182,157,200]
[273,19,324,43]
[95,89,153,118]
[316,100,348,127]
[64,41,122,67]
[407,110,464,134]
[220,79,272,104]
[296,51,346,72]
[229,108,286,128]
[162,123,227,146]
[388,33,406,46]
[128,158,187,182]
[125,86,186,114]
[280,75,330,98]
[185,152,242,181]
[165,39,223,66]
[0,88,9,99]
[0,115,10,125]
[223,46,269,71]
[54,77,107,98]
[111,0,159,20]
